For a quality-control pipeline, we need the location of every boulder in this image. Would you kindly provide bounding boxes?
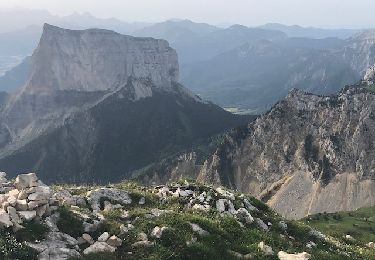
[278,251,311,260]
[258,241,273,255]
[150,226,168,239]
[82,233,95,245]
[14,173,38,190]
[83,242,116,255]
[98,232,110,242]
[107,235,122,247]
[235,208,254,224]
[190,223,209,236]
[216,199,226,212]
[16,200,28,211]
[0,209,13,227]
[139,197,146,205]
[18,210,37,221]
[255,218,269,231]
[86,188,131,212]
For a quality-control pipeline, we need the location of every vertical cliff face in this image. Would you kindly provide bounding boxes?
[0,24,181,144]
[24,24,179,94]
[186,84,375,219]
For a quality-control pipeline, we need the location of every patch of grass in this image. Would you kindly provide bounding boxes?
[57,206,84,238]
[0,229,38,260]
[304,206,375,245]
[15,222,49,242]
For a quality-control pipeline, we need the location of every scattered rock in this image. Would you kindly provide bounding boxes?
[82,233,95,245]
[236,208,254,224]
[98,232,110,242]
[14,173,38,190]
[139,197,146,205]
[190,222,209,236]
[107,235,122,247]
[86,188,131,212]
[278,251,311,260]
[150,226,168,239]
[258,241,273,255]
[83,242,116,255]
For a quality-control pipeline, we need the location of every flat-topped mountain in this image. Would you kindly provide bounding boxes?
[0,24,250,182]
[26,24,179,93]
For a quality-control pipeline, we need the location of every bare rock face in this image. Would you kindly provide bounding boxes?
[24,24,179,94]
[191,86,375,219]
[1,24,179,132]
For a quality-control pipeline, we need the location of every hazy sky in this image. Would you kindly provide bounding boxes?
[1,0,374,28]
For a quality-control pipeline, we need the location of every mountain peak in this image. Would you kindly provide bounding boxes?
[30,24,179,94]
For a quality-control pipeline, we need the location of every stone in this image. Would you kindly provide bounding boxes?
[255,218,269,231]
[216,187,235,200]
[28,200,48,210]
[190,223,209,236]
[14,173,38,190]
[120,210,130,219]
[18,210,37,221]
[8,189,20,198]
[306,241,316,249]
[131,241,155,248]
[86,188,131,212]
[258,241,273,255]
[279,221,288,232]
[277,251,311,260]
[17,190,29,200]
[243,198,258,211]
[83,242,116,255]
[107,235,122,247]
[82,233,95,245]
[36,204,48,217]
[367,242,375,248]
[98,232,110,242]
[27,232,81,260]
[137,232,148,241]
[139,197,146,205]
[150,226,168,239]
[7,206,21,224]
[236,208,254,224]
[345,234,355,241]
[28,192,50,201]
[216,199,226,213]
[16,199,28,211]
[0,209,13,227]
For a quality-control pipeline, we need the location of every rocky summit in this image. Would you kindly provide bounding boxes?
[140,82,375,220]
[0,171,373,260]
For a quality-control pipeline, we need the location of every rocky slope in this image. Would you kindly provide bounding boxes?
[142,80,375,220]
[0,172,372,260]
[0,24,249,182]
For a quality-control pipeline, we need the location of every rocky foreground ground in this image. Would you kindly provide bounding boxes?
[0,172,374,259]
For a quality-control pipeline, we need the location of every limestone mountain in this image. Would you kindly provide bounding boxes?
[140,80,375,219]
[0,24,249,182]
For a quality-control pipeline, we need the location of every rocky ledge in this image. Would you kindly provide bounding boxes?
[0,172,373,259]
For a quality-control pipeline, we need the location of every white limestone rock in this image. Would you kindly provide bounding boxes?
[83,242,116,255]
[86,188,131,212]
[278,251,311,260]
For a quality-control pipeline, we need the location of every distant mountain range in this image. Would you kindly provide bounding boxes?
[0,10,373,113]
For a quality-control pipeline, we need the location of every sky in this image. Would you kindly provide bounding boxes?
[0,0,375,28]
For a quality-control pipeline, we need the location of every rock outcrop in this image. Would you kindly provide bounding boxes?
[156,84,375,219]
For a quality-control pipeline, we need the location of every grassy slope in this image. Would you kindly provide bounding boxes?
[304,206,375,245]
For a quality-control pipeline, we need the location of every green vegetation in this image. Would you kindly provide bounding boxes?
[366,84,375,93]
[0,229,38,260]
[15,222,49,242]
[57,206,85,238]
[304,207,375,245]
